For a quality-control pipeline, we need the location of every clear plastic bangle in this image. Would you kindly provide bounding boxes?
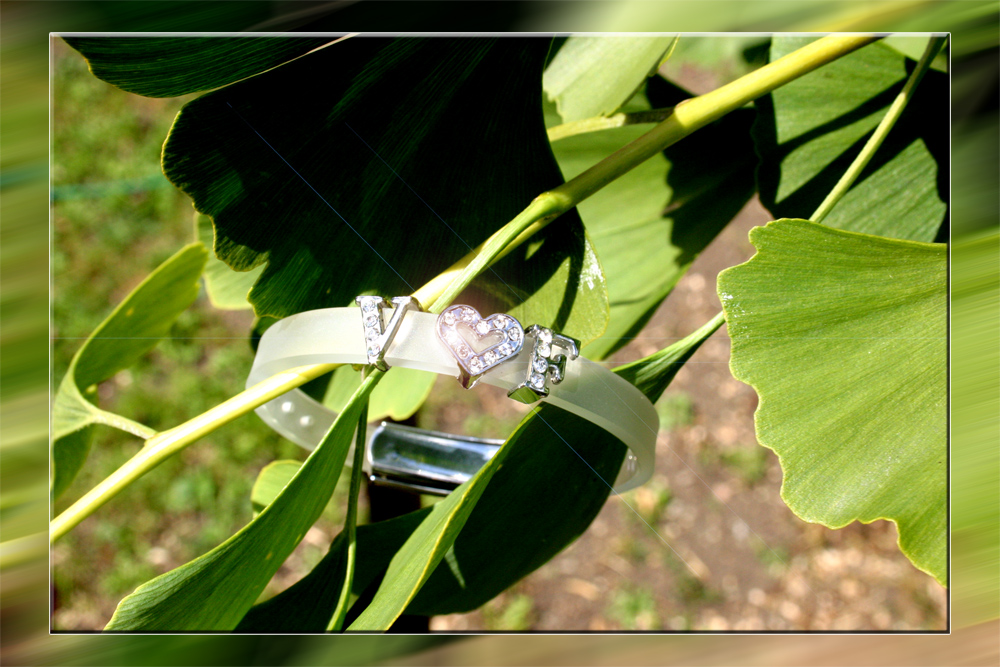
[247,305,658,493]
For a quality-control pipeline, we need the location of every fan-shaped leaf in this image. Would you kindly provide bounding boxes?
[161,36,606,346]
[545,80,755,359]
[718,219,946,584]
[196,213,262,310]
[51,243,207,499]
[544,35,677,122]
[754,37,947,242]
[63,35,334,98]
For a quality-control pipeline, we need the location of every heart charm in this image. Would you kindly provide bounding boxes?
[437,305,524,388]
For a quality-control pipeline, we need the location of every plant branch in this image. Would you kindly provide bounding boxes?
[51,34,880,542]
[417,35,879,312]
[50,362,339,542]
[327,401,368,632]
[552,34,879,206]
[546,108,675,142]
[810,36,946,224]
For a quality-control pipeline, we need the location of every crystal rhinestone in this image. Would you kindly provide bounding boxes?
[365,327,379,342]
[493,315,507,328]
[475,320,490,335]
[530,373,545,390]
[484,350,497,364]
[364,312,379,327]
[537,342,551,357]
[457,344,471,358]
[444,311,457,325]
[361,299,377,312]
[367,342,382,357]
[462,307,476,321]
[446,330,462,346]
[498,343,512,356]
[470,357,483,372]
[538,328,553,343]
[533,356,548,373]
[509,328,521,342]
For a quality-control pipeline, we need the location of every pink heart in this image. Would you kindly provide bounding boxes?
[437,305,524,377]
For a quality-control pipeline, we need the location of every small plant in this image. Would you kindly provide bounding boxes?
[608,586,662,630]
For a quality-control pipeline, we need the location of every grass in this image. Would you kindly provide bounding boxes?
[606,586,661,630]
[655,391,694,431]
[50,38,353,630]
[482,593,535,631]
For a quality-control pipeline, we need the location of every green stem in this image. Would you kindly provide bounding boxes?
[50,34,879,542]
[810,36,946,224]
[424,34,879,313]
[553,35,879,205]
[546,108,675,142]
[92,407,158,440]
[326,400,368,632]
[50,362,339,542]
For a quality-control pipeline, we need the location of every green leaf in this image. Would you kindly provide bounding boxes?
[236,509,430,632]
[717,219,946,584]
[161,37,599,328]
[471,216,610,345]
[544,35,677,122]
[322,363,436,424]
[952,231,999,625]
[63,36,334,98]
[51,243,207,500]
[754,37,947,242]
[105,377,375,630]
[546,81,755,359]
[881,35,948,72]
[196,213,262,310]
[250,460,300,516]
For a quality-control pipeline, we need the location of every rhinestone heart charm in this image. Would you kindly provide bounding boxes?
[437,305,524,388]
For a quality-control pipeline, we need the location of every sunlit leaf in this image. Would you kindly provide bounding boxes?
[322,365,436,424]
[63,35,333,98]
[754,37,947,242]
[105,379,373,630]
[718,219,946,584]
[196,213,262,310]
[544,35,677,122]
[51,243,207,499]
[546,80,755,359]
[249,460,300,516]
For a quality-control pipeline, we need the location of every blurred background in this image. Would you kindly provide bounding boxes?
[3,1,998,665]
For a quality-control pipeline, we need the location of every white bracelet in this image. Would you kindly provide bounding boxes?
[247,297,658,493]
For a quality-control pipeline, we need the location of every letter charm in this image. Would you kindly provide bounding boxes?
[355,295,422,371]
[507,325,580,404]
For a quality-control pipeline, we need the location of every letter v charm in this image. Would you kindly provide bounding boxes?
[355,295,422,371]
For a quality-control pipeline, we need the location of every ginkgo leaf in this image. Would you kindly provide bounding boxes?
[718,219,946,584]
[51,244,207,499]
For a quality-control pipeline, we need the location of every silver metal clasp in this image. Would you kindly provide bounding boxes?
[366,422,502,495]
